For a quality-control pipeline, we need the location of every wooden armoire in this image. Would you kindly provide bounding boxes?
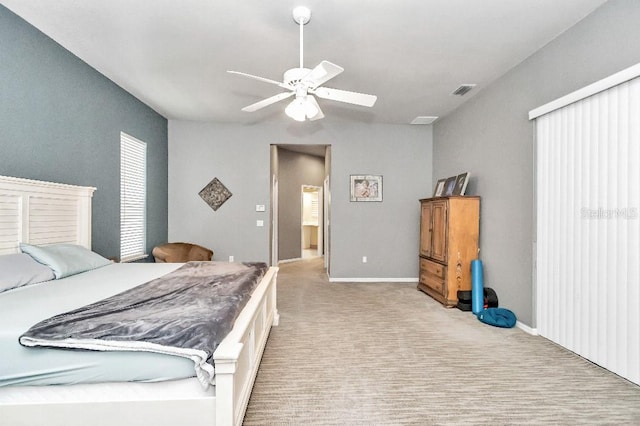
[418,196,480,307]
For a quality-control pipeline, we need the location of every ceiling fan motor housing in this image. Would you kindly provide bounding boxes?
[284,67,312,88]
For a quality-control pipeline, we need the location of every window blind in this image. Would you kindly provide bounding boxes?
[120,132,147,262]
[533,75,640,386]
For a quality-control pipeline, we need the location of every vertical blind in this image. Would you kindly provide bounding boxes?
[120,132,147,262]
[535,75,640,386]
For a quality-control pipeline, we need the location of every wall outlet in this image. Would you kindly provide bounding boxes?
[362,256,367,263]
[256,204,266,212]
[229,255,234,262]
[256,220,264,227]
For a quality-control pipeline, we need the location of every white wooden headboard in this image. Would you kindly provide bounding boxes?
[0,175,96,255]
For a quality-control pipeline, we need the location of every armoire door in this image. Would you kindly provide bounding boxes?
[419,201,433,257]
[430,200,448,263]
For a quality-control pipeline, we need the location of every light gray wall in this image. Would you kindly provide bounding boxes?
[168,120,432,278]
[277,149,325,261]
[0,5,168,259]
[433,0,640,326]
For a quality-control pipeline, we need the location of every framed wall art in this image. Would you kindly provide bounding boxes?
[350,175,383,202]
[198,177,232,211]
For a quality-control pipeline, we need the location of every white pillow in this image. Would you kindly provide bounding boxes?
[20,243,112,279]
[0,253,55,292]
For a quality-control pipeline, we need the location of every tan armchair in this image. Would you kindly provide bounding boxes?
[152,242,213,263]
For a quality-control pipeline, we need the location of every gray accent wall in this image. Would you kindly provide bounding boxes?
[168,120,432,279]
[433,0,640,327]
[0,5,168,259]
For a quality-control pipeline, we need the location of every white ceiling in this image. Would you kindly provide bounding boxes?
[2,0,607,125]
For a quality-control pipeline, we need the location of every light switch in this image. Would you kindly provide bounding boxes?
[256,204,266,212]
[256,220,264,227]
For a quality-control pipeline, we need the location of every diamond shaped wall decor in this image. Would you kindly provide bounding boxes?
[199,177,232,211]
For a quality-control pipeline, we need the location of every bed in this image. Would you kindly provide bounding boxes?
[0,175,279,426]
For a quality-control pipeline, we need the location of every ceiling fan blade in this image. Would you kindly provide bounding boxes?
[306,95,324,121]
[241,92,294,112]
[312,87,377,107]
[227,70,289,89]
[303,61,344,89]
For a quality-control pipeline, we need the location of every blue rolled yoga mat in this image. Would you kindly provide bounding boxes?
[471,259,484,315]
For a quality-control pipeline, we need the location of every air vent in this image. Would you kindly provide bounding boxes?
[410,116,438,125]
[451,84,476,96]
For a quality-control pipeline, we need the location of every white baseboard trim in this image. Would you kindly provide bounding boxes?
[277,258,302,264]
[328,277,418,283]
[516,321,538,335]
[278,256,324,264]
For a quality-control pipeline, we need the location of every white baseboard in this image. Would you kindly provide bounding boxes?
[328,277,418,283]
[277,258,302,264]
[516,321,538,335]
[278,256,324,264]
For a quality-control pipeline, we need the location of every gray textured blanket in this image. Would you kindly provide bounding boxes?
[19,261,268,388]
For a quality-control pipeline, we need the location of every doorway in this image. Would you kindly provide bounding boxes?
[270,144,330,268]
[301,185,322,258]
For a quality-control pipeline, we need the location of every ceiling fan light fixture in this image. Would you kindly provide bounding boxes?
[285,98,307,121]
[304,99,319,118]
[285,96,319,121]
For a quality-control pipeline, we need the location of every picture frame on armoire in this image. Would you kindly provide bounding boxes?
[433,178,446,197]
[452,172,470,196]
[443,176,457,196]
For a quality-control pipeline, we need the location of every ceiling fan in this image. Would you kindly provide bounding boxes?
[227,6,377,122]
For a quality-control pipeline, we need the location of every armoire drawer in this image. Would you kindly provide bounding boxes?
[419,258,446,295]
[420,258,445,279]
[420,274,445,295]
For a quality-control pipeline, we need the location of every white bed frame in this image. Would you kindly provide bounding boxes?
[0,175,279,426]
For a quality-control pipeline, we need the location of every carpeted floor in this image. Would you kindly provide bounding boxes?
[243,257,640,425]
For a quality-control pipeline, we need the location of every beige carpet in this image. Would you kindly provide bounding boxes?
[243,258,640,425]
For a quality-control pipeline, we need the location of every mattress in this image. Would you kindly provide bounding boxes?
[0,376,214,403]
[0,263,197,387]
